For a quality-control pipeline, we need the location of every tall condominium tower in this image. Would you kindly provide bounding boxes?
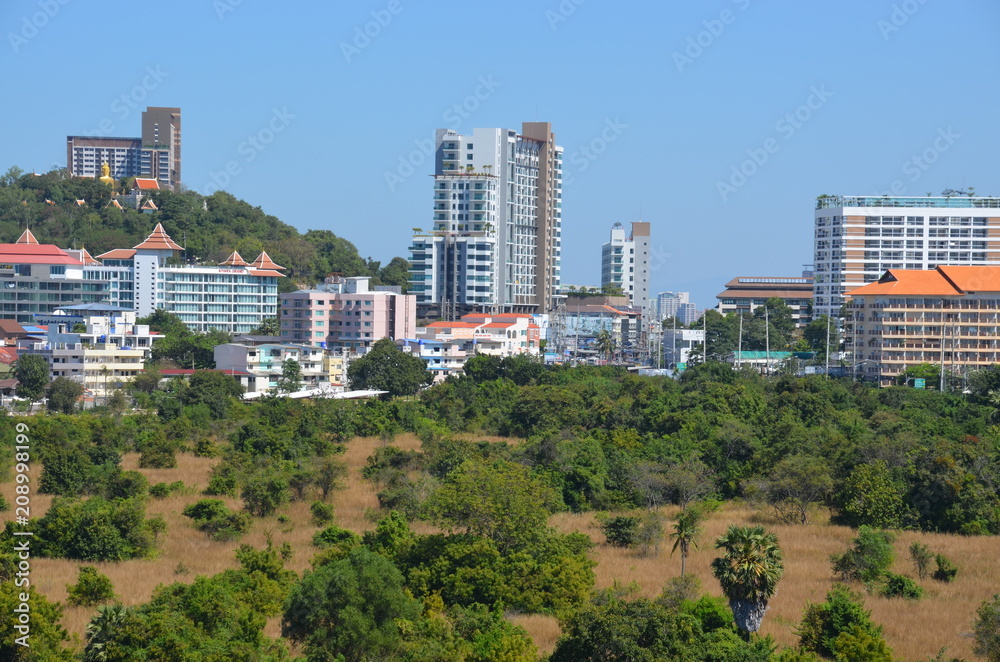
[67,106,181,190]
[409,122,563,317]
[813,195,1000,319]
[601,221,650,316]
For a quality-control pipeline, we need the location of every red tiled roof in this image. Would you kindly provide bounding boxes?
[96,248,136,260]
[16,229,38,245]
[134,223,182,251]
[0,347,18,364]
[0,244,82,266]
[134,178,159,190]
[249,251,284,270]
[247,269,286,278]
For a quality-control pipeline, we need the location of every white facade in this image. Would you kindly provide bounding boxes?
[655,291,690,322]
[214,343,330,394]
[410,124,563,315]
[662,328,705,366]
[813,195,1000,319]
[601,222,650,317]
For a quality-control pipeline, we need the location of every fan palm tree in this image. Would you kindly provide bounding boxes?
[669,506,705,576]
[594,329,616,363]
[84,603,130,661]
[710,524,784,639]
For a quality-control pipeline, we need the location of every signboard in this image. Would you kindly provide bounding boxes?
[913,378,925,389]
[676,362,687,372]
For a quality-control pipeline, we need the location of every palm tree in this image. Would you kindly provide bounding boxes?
[595,329,616,363]
[84,603,130,661]
[669,506,705,576]
[710,524,784,639]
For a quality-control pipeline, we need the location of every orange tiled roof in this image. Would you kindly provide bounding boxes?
[141,199,158,211]
[134,178,160,190]
[937,266,1000,293]
[249,251,284,270]
[79,246,101,266]
[134,223,182,251]
[247,269,285,278]
[426,321,479,329]
[96,248,136,260]
[16,228,38,245]
[106,199,123,210]
[848,269,962,297]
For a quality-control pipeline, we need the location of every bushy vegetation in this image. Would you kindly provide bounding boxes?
[66,566,117,606]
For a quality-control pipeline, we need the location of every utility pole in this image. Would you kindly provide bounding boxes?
[737,314,743,370]
[825,314,831,378]
[764,305,770,374]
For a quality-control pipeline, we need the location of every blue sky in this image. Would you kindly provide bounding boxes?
[2,0,998,308]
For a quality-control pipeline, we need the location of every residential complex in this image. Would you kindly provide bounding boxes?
[279,276,416,351]
[846,266,1000,387]
[67,106,182,190]
[1,225,282,335]
[601,222,651,317]
[812,195,1000,319]
[214,342,333,394]
[653,291,699,325]
[716,275,814,327]
[409,123,563,317]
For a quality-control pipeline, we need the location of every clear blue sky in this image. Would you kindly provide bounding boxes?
[2,0,998,308]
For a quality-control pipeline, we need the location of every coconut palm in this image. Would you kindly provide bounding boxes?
[710,524,784,639]
[594,329,616,363]
[669,506,705,576]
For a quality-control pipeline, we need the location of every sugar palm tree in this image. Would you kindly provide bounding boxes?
[710,524,784,639]
[84,603,130,661]
[669,506,705,576]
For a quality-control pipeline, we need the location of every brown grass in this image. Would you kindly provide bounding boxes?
[554,504,998,661]
[4,433,997,660]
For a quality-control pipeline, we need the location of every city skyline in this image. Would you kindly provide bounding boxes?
[2,1,998,307]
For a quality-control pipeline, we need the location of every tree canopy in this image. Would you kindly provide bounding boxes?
[347,338,432,396]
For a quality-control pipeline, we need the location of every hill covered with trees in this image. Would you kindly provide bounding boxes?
[0,166,409,291]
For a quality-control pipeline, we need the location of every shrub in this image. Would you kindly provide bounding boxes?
[933,554,958,582]
[149,482,172,499]
[312,525,362,549]
[183,499,252,541]
[0,495,8,512]
[36,496,156,561]
[600,515,640,547]
[974,594,1000,662]
[681,595,733,632]
[204,472,238,496]
[881,572,923,600]
[310,501,335,526]
[241,472,290,517]
[830,526,895,585]
[138,443,176,469]
[66,566,116,606]
[908,541,934,580]
[798,585,888,659]
[657,574,702,611]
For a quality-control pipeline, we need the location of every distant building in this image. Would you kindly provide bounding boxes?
[279,276,416,351]
[67,106,181,189]
[214,342,330,394]
[601,222,651,317]
[813,194,1000,319]
[662,328,705,366]
[409,122,563,317]
[846,265,1000,386]
[716,275,814,327]
[655,291,689,321]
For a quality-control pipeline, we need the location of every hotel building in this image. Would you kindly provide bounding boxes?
[601,222,651,317]
[812,195,1000,319]
[716,275,814,327]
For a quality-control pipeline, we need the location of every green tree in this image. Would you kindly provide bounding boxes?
[277,358,302,393]
[831,526,896,585]
[46,376,84,414]
[347,337,431,396]
[252,316,281,336]
[181,370,244,418]
[797,584,889,660]
[766,455,834,525]
[0,581,75,661]
[15,353,49,405]
[803,315,839,357]
[670,505,707,576]
[129,369,161,394]
[711,524,785,638]
[594,329,617,363]
[837,461,907,529]
[908,541,934,580]
[67,566,117,606]
[282,547,421,662]
[424,459,560,553]
[974,594,1000,662]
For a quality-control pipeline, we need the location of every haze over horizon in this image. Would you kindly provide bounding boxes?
[2,0,998,307]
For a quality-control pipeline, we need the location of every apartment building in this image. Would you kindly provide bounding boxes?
[409,123,563,317]
[67,106,181,189]
[214,342,329,394]
[813,195,1000,319]
[279,276,416,350]
[601,222,651,317]
[716,275,814,327]
[846,266,1000,386]
[417,313,541,356]
[26,304,156,400]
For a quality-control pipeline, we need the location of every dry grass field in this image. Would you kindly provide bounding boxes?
[3,432,997,660]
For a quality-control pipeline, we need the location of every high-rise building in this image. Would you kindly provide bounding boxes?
[67,106,181,190]
[813,195,1000,319]
[655,291,690,322]
[409,123,563,317]
[601,222,651,317]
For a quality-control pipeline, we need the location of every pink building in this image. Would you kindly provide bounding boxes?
[280,276,416,351]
